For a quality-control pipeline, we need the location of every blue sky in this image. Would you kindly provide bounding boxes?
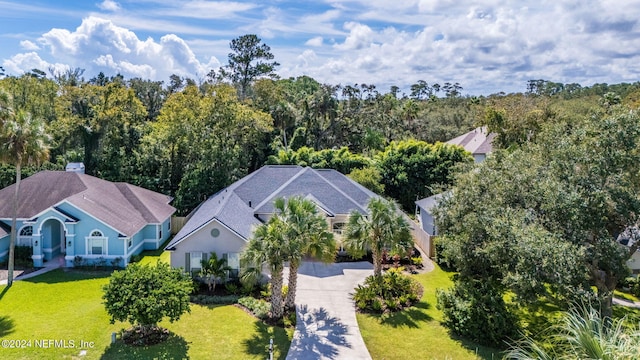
[1,0,639,95]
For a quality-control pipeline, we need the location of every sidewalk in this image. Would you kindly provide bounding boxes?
[0,256,63,286]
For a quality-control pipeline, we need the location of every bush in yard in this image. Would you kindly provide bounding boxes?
[353,268,423,313]
[14,245,33,267]
[102,261,194,346]
[239,296,270,319]
[436,278,519,347]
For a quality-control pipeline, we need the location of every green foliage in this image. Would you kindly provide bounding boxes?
[344,197,412,277]
[376,139,472,211]
[238,296,271,319]
[102,262,194,331]
[14,245,33,267]
[436,279,519,347]
[348,166,385,194]
[199,252,232,292]
[221,34,279,99]
[267,146,371,174]
[506,304,640,360]
[190,294,239,305]
[353,269,422,313]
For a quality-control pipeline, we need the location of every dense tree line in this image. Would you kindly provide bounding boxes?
[2,34,640,217]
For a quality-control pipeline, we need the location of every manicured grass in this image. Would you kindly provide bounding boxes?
[137,248,170,266]
[614,289,640,303]
[357,265,502,360]
[0,269,291,360]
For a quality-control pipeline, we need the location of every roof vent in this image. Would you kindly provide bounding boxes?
[65,162,85,174]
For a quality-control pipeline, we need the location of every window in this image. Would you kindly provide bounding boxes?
[18,226,33,246]
[91,230,103,237]
[128,239,132,248]
[190,252,203,272]
[168,220,171,231]
[332,222,346,235]
[90,238,105,255]
[159,230,162,239]
[87,230,106,255]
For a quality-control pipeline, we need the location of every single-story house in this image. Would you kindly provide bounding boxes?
[165,165,380,275]
[446,126,496,163]
[415,193,443,237]
[0,170,175,267]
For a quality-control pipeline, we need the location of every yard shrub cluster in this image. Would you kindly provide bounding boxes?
[238,296,270,319]
[619,276,640,298]
[436,279,519,347]
[353,268,423,313]
[15,245,33,267]
[190,294,239,305]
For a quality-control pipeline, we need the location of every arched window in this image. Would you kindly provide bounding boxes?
[18,226,33,246]
[87,230,107,255]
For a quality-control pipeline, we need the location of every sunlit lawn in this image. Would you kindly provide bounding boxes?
[0,268,291,360]
[357,265,502,360]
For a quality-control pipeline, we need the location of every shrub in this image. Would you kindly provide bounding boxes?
[352,269,423,313]
[436,279,519,347]
[14,245,33,267]
[225,282,240,295]
[190,294,239,305]
[238,296,270,319]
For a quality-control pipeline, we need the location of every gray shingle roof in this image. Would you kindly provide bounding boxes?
[166,165,378,250]
[446,126,495,155]
[415,193,443,213]
[0,171,175,236]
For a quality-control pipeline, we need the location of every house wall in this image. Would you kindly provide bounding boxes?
[0,233,8,262]
[417,206,437,236]
[169,219,247,272]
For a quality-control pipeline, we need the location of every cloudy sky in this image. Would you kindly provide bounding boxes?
[1,0,639,95]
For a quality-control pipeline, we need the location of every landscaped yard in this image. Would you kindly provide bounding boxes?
[357,265,502,360]
[0,268,291,360]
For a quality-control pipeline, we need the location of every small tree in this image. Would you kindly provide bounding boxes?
[344,197,412,277]
[200,252,232,293]
[102,262,194,343]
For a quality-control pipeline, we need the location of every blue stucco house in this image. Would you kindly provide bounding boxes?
[0,170,175,267]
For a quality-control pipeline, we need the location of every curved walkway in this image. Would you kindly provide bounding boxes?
[285,261,373,360]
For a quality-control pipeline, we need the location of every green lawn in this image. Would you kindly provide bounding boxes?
[0,269,291,360]
[357,265,502,360]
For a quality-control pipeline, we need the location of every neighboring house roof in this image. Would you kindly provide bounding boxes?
[446,126,496,156]
[166,165,379,250]
[415,193,443,213]
[0,221,9,238]
[0,171,175,237]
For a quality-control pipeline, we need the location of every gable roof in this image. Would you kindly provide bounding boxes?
[446,126,496,155]
[166,165,379,250]
[415,193,443,213]
[0,221,9,238]
[0,171,175,237]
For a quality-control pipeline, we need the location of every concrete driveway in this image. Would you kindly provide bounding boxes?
[285,261,373,360]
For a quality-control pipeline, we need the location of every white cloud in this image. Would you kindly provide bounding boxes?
[19,16,222,81]
[305,36,323,47]
[98,0,121,12]
[333,22,374,50]
[19,40,40,51]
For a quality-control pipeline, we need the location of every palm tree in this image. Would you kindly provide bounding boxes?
[241,217,288,319]
[505,304,640,359]
[199,252,232,293]
[276,196,335,310]
[344,197,412,277]
[0,108,50,286]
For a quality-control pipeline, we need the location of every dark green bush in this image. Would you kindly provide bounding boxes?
[352,268,423,313]
[436,279,519,347]
[15,245,33,267]
[190,294,239,305]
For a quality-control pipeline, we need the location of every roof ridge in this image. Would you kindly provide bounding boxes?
[252,166,307,212]
[311,168,369,214]
[114,183,158,223]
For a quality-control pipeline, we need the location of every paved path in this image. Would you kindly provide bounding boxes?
[0,256,63,286]
[285,261,373,360]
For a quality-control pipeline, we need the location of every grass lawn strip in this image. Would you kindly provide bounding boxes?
[0,269,291,360]
[357,265,502,360]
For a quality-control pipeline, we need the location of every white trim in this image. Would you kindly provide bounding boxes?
[36,216,68,238]
[77,254,121,260]
[65,255,75,262]
[22,206,78,224]
[42,244,61,253]
[0,249,8,258]
[85,229,108,255]
[32,254,43,260]
[57,200,130,236]
[166,217,248,251]
[129,239,145,255]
